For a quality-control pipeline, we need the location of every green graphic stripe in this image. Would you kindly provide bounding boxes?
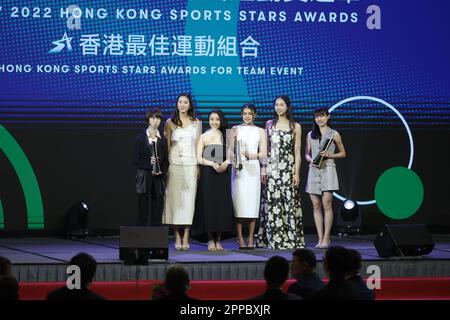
[0,125,44,229]
[0,199,4,229]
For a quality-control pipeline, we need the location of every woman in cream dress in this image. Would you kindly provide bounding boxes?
[163,93,201,251]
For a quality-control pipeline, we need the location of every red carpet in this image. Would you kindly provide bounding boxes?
[18,277,450,300]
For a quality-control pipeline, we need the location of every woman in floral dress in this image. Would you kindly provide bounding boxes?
[256,95,305,249]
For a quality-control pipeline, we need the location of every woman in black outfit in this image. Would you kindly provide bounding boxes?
[193,110,234,251]
[133,108,169,226]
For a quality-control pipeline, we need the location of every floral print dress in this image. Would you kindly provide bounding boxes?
[256,128,305,249]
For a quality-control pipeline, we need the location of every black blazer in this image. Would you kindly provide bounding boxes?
[346,274,376,300]
[288,272,325,300]
[159,292,196,301]
[250,288,302,301]
[311,278,363,300]
[133,131,169,195]
[46,287,106,300]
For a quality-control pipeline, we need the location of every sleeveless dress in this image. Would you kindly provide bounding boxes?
[192,144,234,236]
[232,125,261,219]
[256,127,305,249]
[162,121,198,225]
[306,128,339,195]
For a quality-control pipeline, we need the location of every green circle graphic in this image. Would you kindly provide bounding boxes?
[375,167,424,220]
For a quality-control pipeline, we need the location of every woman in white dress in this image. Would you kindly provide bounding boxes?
[230,104,267,249]
[163,93,202,251]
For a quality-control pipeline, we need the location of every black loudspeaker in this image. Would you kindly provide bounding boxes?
[374,224,434,258]
[119,226,169,265]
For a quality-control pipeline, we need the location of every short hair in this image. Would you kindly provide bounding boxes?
[241,103,257,116]
[346,249,362,272]
[264,256,289,287]
[144,108,163,124]
[0,256,12,276]
[0,275,19,300]
[164,264,189,294]
[292,248,317,269]
[323,246,350,279]
[69,253,97,288]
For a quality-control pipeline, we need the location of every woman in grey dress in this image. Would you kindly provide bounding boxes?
[305,108,346,249]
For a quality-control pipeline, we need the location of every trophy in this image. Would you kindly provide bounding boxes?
[312,138,334,167]
[150,141,162,174]
[235,140,244,171]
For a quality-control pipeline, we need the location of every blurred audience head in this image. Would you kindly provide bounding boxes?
[69,253,97,288]
[0,256,12,276]
[164,264,190,294]
[264,256,290,289]
[0,275,19,300]
[323,246,350,280]
[291,248,317,279]
[346,249,362,275]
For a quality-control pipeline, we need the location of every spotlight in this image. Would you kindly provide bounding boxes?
[337,199,361,236]
[65,201,90,238]
[344,200,355,210]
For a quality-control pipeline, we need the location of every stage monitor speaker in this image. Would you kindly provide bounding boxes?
[374,224,434,258]
[119,226,168,265]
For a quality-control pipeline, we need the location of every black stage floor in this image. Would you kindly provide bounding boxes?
[2,234,450,282]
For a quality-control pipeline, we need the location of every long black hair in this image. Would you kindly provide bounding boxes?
[171,93,197,127]
[311,107,331,140]
[272,95,295,130]
[208,109,228,142]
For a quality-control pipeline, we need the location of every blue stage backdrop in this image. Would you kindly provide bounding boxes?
[0,0,449,231]
[1,0,449,126]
